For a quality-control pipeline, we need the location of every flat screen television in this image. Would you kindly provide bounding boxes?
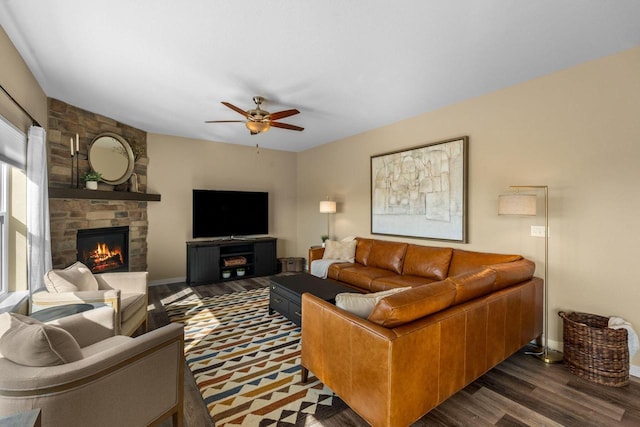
[192,189,269,239]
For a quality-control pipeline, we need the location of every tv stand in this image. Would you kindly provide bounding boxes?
[186,237,277,285]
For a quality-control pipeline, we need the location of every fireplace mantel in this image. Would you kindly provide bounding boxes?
[49,187,161,202]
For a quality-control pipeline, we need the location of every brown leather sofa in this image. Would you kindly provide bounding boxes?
[303,238,542,427]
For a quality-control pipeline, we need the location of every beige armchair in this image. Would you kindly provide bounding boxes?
[0,307,184,427]
[32,269,149,336]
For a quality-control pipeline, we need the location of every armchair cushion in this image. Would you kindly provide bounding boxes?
[44,262,98,293]
[0,313,83,366]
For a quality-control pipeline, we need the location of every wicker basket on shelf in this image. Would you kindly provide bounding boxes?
[559,311,629,387]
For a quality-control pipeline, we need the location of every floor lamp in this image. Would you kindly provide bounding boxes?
[319,199,336,240]
[498,185,562,364]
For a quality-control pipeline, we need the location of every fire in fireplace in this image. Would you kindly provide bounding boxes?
[77,226,129,273]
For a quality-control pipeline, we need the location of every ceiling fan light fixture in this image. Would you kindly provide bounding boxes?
[246,121,270,134]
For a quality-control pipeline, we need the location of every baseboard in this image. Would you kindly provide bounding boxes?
[149,276,186,287]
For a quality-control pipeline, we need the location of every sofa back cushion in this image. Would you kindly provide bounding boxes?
[367,240,408,275]
[402,245,453,281]
[44,261,99,293]
[355,238,374,265]
[449,268,497,305]
[367,280,456,328]
[448,249,522,277]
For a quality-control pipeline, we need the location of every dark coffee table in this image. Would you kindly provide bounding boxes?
[269,273,358,326]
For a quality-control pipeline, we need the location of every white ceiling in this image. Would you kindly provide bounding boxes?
[2,1,640,152]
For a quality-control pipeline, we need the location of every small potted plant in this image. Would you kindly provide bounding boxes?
[81,171,103,190]
[236,267,246,277]
[321,235,329,247]
[222,269,231,279]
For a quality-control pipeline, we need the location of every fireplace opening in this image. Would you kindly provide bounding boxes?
[77,226,129,273]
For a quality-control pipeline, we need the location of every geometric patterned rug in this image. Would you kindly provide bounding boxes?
[164,287,348,426]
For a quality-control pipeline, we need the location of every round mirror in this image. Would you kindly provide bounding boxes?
[88,133,135,185]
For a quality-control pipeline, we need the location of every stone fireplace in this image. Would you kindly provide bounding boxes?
[77,226,129,273]
[49,199,148,271]
[47,99,158,271]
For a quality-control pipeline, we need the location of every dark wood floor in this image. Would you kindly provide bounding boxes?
[149,278,640,427]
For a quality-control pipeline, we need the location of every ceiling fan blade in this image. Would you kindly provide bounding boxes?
[271,121,304,131]
[221,102,249,118]
[269,109,300,121]
[204,120,245,123]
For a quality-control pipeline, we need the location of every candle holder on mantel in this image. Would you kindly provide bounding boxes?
[70,151,75,188]
[75,149,80,188]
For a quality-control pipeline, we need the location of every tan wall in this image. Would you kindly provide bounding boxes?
[297,46,640,366]
[1,26,47,292]
[146,134,298,282]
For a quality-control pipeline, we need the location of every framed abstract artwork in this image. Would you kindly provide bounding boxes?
[370,136,468,242]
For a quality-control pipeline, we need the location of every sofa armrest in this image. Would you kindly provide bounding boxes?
[485,259,535,291]
[95,271,148,294]
[308,247,325,265]
[46,306,116,347]
[301,293,440,427]
[31,289,121,312]
[0,322,184,426]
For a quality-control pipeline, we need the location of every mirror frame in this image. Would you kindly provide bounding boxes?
[88,132,135,185]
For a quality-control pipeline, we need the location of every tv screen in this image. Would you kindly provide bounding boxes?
[192,190,269,239]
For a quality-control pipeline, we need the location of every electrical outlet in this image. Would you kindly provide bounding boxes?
[531,226,546,237]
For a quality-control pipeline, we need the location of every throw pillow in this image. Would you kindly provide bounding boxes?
[44,261,99,293]
[335,287,410,318]
[0,312,83,366]
[322,239,357,262]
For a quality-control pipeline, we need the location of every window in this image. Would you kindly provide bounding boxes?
[0,162,8,298]
[0,115,27,303]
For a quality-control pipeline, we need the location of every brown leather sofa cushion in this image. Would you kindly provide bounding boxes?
[370,275,436,292]
[339,266,396,290]
[486,258,535,291]
[367,280,456,327]
[367,240,408,275]
[449,268,497,305]
[448,249,522,277]
[402,245,453,281]
[327,262,356,281]
[355,238,374,265]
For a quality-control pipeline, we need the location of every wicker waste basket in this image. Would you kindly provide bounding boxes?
[278,257,305,273]
[559,311,629,387]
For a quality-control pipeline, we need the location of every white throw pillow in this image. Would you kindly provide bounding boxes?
[335,287,410,318]
[44,261,99,293]
[322,240,357,262]
[0,312,83,366]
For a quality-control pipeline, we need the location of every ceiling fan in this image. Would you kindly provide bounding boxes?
[205,96,304,135]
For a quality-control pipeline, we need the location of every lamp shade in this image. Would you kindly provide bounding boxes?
[498,194,537,215]
[319,200,336,214]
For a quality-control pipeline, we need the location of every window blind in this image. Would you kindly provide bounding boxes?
[0,115,26,169]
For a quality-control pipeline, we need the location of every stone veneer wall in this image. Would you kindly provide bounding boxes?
[47,98,148,190]
[49,200,148,271]
[47,99,151,271]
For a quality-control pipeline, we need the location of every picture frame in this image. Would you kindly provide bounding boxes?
[370,136,468,242]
